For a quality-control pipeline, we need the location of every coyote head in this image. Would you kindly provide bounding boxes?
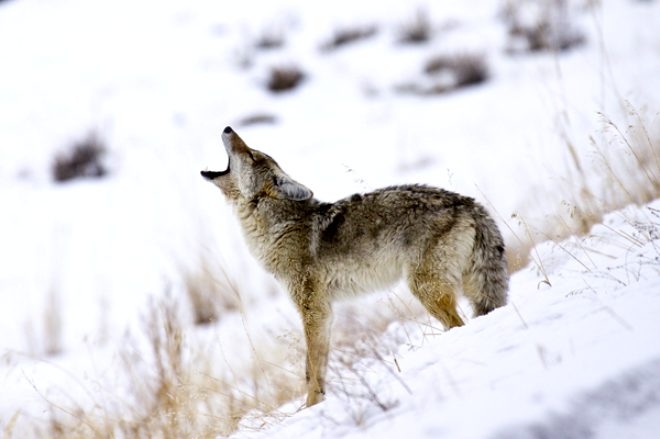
[201,126,313,204]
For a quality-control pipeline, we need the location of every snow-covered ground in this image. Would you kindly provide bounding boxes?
[0,0,659,437]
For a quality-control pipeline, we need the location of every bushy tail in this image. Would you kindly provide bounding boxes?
[464,203,509,316]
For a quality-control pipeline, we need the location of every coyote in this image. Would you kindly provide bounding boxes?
[202,127,508,407]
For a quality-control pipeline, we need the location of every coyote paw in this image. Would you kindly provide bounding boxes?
[305,390,326,407]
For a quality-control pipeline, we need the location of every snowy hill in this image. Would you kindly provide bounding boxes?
[232,200,660,439]
[0,0,659,437]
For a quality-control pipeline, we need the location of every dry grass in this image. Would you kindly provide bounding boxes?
[22,286,64,357]
[316,293,427,427]
[505,106,660,271]
[2,411,21,438]
[6,266,426,438]
[42,287,63,356]
[327,346,400,426]
[117,297,300,437]
[182,256,241,326]
[7,294,304,438]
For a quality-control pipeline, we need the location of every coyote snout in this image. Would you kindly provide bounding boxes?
[202,127,509,407]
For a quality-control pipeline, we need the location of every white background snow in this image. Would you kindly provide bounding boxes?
[0,0,659,437]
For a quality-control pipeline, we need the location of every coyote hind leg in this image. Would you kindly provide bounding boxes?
[408,268,465,329]
[407,226,476,329]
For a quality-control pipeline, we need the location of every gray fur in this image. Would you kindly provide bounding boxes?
[202,127,509,406]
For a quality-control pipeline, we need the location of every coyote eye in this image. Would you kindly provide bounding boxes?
[246,150,256,161]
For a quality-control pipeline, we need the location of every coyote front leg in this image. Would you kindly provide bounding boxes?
[298,293,333,407]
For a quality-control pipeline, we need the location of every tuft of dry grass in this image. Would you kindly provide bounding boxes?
[558,108,659,227]
[22,286,64,358]
[182,256,241,326]
[118,297,304,437]
[2,411,21,438]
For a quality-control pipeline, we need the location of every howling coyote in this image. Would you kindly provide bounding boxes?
[202,127,509,406]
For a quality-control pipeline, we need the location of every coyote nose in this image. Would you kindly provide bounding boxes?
[221,125,249,153]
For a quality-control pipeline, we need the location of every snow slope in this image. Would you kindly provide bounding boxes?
[0,0,659,436]
[234,201,660,439]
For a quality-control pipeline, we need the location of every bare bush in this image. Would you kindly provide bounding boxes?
[501,0,585,54]
[52,133,108,183]
[266,65,306,93]
[320,24,378,52]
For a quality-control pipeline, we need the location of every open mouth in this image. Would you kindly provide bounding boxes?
[200,158,230,180]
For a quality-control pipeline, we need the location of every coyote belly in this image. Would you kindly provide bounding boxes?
[202,127,509,407]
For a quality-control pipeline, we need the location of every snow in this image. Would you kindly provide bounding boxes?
[0,0,659,437]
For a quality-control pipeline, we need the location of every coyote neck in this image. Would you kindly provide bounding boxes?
[235,197,314,276]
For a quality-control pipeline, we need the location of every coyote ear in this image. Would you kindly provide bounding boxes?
[274,175,313,201]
